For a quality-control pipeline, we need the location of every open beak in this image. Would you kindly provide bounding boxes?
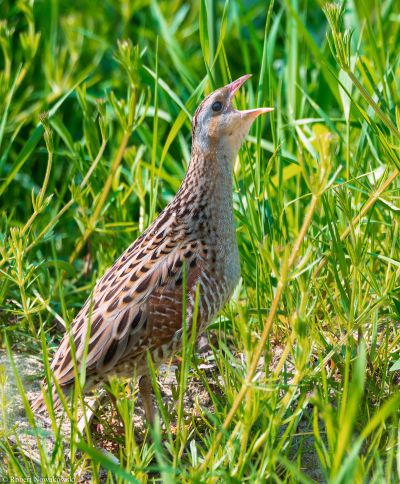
[226,74,274,118]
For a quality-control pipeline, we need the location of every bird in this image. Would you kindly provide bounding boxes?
[32,74,273,422]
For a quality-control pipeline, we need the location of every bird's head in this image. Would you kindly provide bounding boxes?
[192,74,273,159]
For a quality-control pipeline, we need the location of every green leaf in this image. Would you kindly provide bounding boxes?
[77,440,140,483]
[389,360,400,372]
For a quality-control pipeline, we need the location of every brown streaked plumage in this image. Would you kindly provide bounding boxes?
[32,74,273,421]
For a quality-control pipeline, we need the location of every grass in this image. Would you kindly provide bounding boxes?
[1,0,400,481]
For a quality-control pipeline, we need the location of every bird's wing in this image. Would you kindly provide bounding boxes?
[51,209,206,386]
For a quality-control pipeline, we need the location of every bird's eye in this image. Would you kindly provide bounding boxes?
[211,101,223,112]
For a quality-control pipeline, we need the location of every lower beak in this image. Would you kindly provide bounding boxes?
[239,107,274,118]
[226,74,274,117]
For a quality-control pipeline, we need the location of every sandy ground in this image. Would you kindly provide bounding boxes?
[0,338,324,482]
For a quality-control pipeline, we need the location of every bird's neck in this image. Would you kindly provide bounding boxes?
[171,141,240,281]
[177,141,235,217]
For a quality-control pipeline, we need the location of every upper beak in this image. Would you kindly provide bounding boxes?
[226,74,274,118]
[226,74,253,98]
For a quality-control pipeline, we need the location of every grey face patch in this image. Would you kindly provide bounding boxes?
[192,88,228,140]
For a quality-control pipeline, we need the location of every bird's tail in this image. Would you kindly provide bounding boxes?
[30,381,71,415]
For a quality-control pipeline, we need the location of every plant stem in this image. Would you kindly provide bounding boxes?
[199,194,319,473]
[313,168,398,279]
[69,132,129,264]
[0,139,107,266]
[20,150,53,237]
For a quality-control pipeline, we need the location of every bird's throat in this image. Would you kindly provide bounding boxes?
[185,143,234,210]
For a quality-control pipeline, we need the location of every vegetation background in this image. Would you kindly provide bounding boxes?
[0,0,399,481]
